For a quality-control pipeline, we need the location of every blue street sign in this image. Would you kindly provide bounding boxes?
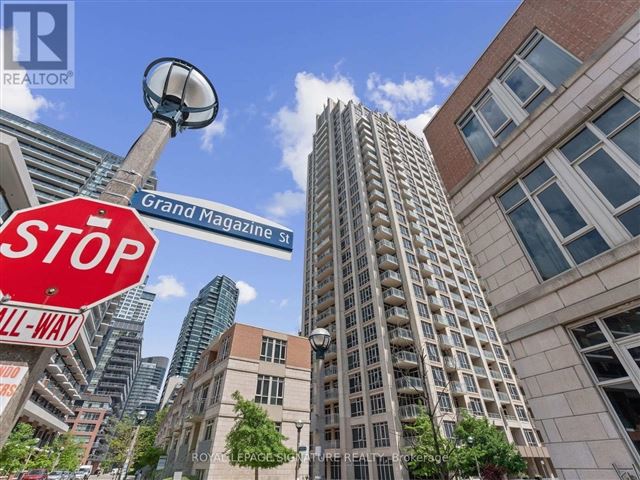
[131,190,293,260]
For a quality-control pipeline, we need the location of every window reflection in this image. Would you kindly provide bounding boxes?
[603,382,640,453]
[603,307,640,339]
[585,347,628,381]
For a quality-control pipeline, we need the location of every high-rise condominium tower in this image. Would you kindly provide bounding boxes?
[301,100,553,479]
[162,276,239,405]
[123,356,168,418]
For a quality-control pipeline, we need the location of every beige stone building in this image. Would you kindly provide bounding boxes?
[425,1,640,479]
[156,323,311,480]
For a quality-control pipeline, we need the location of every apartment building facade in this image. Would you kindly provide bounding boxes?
[123,356,168,418]
[163,276,239,405]
[66,394,113,470]
[301,99,552,479]
[424,1,639,479]
[157,323,311,480]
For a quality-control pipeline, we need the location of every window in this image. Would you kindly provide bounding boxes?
[469,398,484,415]
[354,458,369,480]
[456,351,470,369]
[499,363,512,379]
[438,392,452,412]
[348,351,360,370]
[349,373,362,394]
[516,405,528,421]
[443,421,456,439]
[426,343,440,362]
[255,375,284,405]
[499,157,613,280]
[463,374,477,393]
[362,303,375,322]
[347,331,359,349]
[459,32,581,163]
[363,323,377,343]
[211,373,224,404]
[376,457,395,480]
[352,425,367,448]
[422,322,435,339]
[508,383,520,400]
[524,429,538,446]
[330,459,341,480]
[432,367,446,387]
[365,344,379,365]
[368,368,383,390]
[204,419,214,440]
[373,422,390,447]
[260,337,287,364]
[351,397,364,417]
[370,393,386,414]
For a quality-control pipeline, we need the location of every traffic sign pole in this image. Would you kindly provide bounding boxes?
[0,118,172,447]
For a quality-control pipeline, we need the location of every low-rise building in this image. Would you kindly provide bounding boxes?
[424,1,640,478]
[67,394,113,471]
[157,323,311,480]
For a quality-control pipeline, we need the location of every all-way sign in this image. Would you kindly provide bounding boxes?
[131,190,294,260]
[0,305,85,347]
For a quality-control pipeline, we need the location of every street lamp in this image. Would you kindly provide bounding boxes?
[119,410,148,480]
[100,57,219,207]
[467,436,482,480]
[308,328,331,480]
[294,419,304,480]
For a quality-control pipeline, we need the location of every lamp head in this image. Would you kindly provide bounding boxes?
[295,419,304,430]
[136,410,148,422]
[143,58,219,136]
[309,328,331,358]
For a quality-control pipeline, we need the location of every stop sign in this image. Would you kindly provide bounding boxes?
[0,197,158,312]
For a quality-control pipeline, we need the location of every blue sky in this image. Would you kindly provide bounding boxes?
[4,0,519,359]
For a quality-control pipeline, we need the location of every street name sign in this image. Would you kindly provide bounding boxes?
[131,190,294,260]
[0,197,159,315]
[0,304,85,347]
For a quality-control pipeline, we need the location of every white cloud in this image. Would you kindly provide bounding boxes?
[236,280,257,305]
[147,275,187,300]
[367,73,435,117]
[435,72,462,88]
[272,71,358,191]
[265,190,306,222]
[200,109,228,153]
[278,298,289,308]
[0,29,51,120]
[401,105,440,136]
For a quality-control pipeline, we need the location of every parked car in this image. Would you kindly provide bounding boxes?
[74,467,92,480]
[48,472,72,480]
[22,470,48,480]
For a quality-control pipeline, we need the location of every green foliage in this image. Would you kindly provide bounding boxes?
[104,417,135,470]
[0,423,39,475]
[452,413,527,480]
[405,411,455,479]
[225,391,294,479]
[132,413,165,471]
[52,433,83,472]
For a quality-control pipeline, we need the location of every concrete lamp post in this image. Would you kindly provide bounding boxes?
[119,410,148,480]
[294,419,305,480]
[0,58,219,448]
[308,328,331,480]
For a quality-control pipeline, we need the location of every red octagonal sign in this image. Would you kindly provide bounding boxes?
[0,197,158,313]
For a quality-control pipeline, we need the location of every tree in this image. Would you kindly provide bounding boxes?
[225,391,295,480]
[405,411,457,479]
[52,433,83,472]
[133,410,167,472]
[0,423,39,478]
[452,412,527,480]
[104,417,135,471]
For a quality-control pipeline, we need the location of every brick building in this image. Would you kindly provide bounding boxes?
[424,1,639,479]
[156,323,311,480]
[67,394,112,471]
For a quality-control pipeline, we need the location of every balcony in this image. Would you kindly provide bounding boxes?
[376,239,395,255]
[367,179,384,192]
[467,346,481,358]
[449,381,466,396]
[416,248,429,261]
[380,270,402,287]
[316,307,336,327]
[369,189,385,203]
[439,335,456,349]
[482,349,496,362]
[473,366,487,378]
[480,388,495,401]
[392,350,418,368]
[325,343,337,360]
[316,249,332,266]
[395,376,423,393]
[383,288,406,306]
[460,326,474,338]
[316,292,334,312]
[317,262,333,281]
[363,159,379,173]
[378,254,399,270]
[316,276,334,296]
[399,404,423,422]
[385,307,410,325]
[497,391,511,403]
[469,314,483,326]
[420,263,434,277]
[443,356,459,371]
[372,213,391,227]
[476,331,489,344]
[374,225,393,240]
[427,296,443,311]
[433,314,450,330]
[389,328,413,346]
[325,414,340,426]
[409,222,422,233]
[324,388,339,401]
[324,364,338,379]
[489,369,502,380]
[370,200,387,215]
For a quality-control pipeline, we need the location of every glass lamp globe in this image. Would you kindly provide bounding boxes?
[143,57,219,134]
[309,328,331,353]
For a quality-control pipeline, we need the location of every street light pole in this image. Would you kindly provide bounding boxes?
[294,420,304,480]
[308,328,331,480]
[119,410,147,480]
[467,436,482,480]
[0,58,219,449]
